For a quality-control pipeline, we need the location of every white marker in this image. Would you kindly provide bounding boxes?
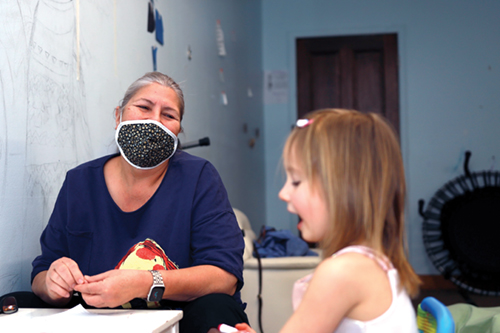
[218,323,238,333]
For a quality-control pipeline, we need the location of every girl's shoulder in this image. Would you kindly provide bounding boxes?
[314,246,392,294]
[290,248,394,331]
[293,247,390,328]
[313,250,376,292]
[313,245,392,321]
[330,245,393,270]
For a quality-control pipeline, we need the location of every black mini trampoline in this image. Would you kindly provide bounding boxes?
[419,151,500,296]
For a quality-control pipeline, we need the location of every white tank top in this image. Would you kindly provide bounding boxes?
[292,245,418,333]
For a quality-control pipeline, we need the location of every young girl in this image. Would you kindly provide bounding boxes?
[235,109,420,333]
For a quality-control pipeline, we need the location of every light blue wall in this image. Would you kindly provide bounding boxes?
[160,1,265,227]
[261,0,500,274]
[2,0,499,295]
[0,0,263,294]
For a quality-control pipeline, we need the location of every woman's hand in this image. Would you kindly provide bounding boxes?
[32,257,86,306]
[74,269,150,308]
[75,265,238,308]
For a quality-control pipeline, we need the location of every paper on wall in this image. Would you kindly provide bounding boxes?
[216,20,226,57]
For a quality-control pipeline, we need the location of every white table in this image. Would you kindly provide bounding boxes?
[0,305,183,333]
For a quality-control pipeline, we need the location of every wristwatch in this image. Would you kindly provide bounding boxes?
[147,270,165,302]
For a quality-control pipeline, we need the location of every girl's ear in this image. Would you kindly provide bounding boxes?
[114,106,120,129]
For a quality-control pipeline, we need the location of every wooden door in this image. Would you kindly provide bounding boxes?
[296,33,400,134]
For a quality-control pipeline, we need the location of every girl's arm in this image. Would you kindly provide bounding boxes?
[279,252,391,333]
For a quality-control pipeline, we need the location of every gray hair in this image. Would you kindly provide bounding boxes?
[118,72,185,120]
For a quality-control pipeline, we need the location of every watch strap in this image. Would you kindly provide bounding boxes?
[150,270,164,285]
[147,270,165,302]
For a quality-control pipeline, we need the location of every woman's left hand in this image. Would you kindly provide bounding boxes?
[74,269,149,308]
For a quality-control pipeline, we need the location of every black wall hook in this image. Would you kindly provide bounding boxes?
[464,150,472,178]
[418,199,426,219]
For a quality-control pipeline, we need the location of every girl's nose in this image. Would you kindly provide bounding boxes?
[278,185,288,202]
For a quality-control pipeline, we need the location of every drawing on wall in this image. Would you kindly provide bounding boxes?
[0,53,12,295]
[26,0,91,223]
[0,0,93,295]
[0,46,7,206]
[0,0,31,295]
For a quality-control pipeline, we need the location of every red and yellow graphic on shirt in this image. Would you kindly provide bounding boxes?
[115,238,178,308]
[115,238,178,271]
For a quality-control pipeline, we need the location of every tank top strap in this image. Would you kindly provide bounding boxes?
[333,245,394,271]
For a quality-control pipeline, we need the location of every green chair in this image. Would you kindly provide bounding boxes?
[448,303,500,333]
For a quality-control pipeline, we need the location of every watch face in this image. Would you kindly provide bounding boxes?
[149,286,164,302]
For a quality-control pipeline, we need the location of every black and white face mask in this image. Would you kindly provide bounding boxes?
[115,119,178,170]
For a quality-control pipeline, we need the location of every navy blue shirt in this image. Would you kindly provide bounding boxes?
[31,151,245,303]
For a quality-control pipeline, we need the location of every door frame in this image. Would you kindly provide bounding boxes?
[283,26,411,253]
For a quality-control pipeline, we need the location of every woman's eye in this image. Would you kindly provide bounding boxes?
[292,181,301,187]
[163,113,178,120]
[138,105,149,110]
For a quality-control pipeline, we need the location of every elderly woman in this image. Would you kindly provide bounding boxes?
[30,72,248,332]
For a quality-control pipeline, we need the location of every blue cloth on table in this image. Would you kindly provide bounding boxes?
[254,226,318,258]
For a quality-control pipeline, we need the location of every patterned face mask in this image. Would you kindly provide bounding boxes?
[115,120,178,170]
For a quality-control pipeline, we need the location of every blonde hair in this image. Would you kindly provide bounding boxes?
[283,109,420,297]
